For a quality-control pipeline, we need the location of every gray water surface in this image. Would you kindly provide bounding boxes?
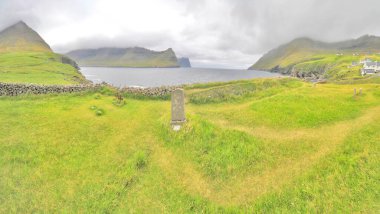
[80,67,281,87]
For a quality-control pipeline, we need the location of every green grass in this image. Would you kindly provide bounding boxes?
[251,122,380,212]
[159,115,267,181]
[188,78,302,104]
[0,51,88,85]
[0,78,379,212]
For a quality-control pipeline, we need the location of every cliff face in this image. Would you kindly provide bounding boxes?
[0,21,52,52]
[60,55,80,70]
[178,57,191,67]
[66,47,180,68]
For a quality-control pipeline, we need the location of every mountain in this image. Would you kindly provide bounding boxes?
[0,21,87,85]
[66,47,180,68]
[178,57,191,67]
[250,35,380,79]
[0,21,52,52]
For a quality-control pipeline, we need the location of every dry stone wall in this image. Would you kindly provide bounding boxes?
[0,82,98,96]
[0,82,182,98]
[121,86,180,97]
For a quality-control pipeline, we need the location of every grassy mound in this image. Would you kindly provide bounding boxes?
[0,78,379,212]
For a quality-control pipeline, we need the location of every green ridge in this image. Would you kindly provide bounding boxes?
[250,36,380,80]
[66,47,180,68]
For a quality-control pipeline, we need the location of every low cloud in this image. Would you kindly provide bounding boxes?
[1,0,380,68]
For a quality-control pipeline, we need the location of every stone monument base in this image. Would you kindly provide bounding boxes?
[171,120,186,131]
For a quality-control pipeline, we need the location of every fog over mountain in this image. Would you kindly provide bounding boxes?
[1,0,380,68]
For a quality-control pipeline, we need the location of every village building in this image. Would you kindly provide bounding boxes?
[361,60,380,75]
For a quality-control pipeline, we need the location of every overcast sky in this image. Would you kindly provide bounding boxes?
[1,0,380,68]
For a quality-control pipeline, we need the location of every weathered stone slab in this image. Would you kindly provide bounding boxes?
[171,88,186,126]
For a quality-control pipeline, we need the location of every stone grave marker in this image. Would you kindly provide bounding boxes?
[171,88,186,131]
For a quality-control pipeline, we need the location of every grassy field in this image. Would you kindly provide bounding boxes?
[0,78,379,212]
[0,51,88,85]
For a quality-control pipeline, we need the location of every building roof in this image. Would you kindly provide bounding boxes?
[365,62,377,67]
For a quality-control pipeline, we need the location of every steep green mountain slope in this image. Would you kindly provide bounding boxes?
[250,35,380,80]
[0,21,87,85]
[66,47,180,68]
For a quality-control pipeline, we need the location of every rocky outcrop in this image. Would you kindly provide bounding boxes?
[178,57,191,67]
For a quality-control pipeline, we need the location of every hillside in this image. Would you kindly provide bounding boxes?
[66,47,180,68]
[0,21,52,52]
[1,78,379,212]
[0,21,87,85]
[250,35,380,79]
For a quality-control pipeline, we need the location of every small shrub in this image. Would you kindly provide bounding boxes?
[94,94,101,99]
[95,109,104,116]
[113,91,126,107]
[134,151,148,170]
[89,105,104,116]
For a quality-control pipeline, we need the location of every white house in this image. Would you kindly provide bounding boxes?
[361,61,380,75]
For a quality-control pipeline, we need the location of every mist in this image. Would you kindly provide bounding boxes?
[1,0,379,68]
